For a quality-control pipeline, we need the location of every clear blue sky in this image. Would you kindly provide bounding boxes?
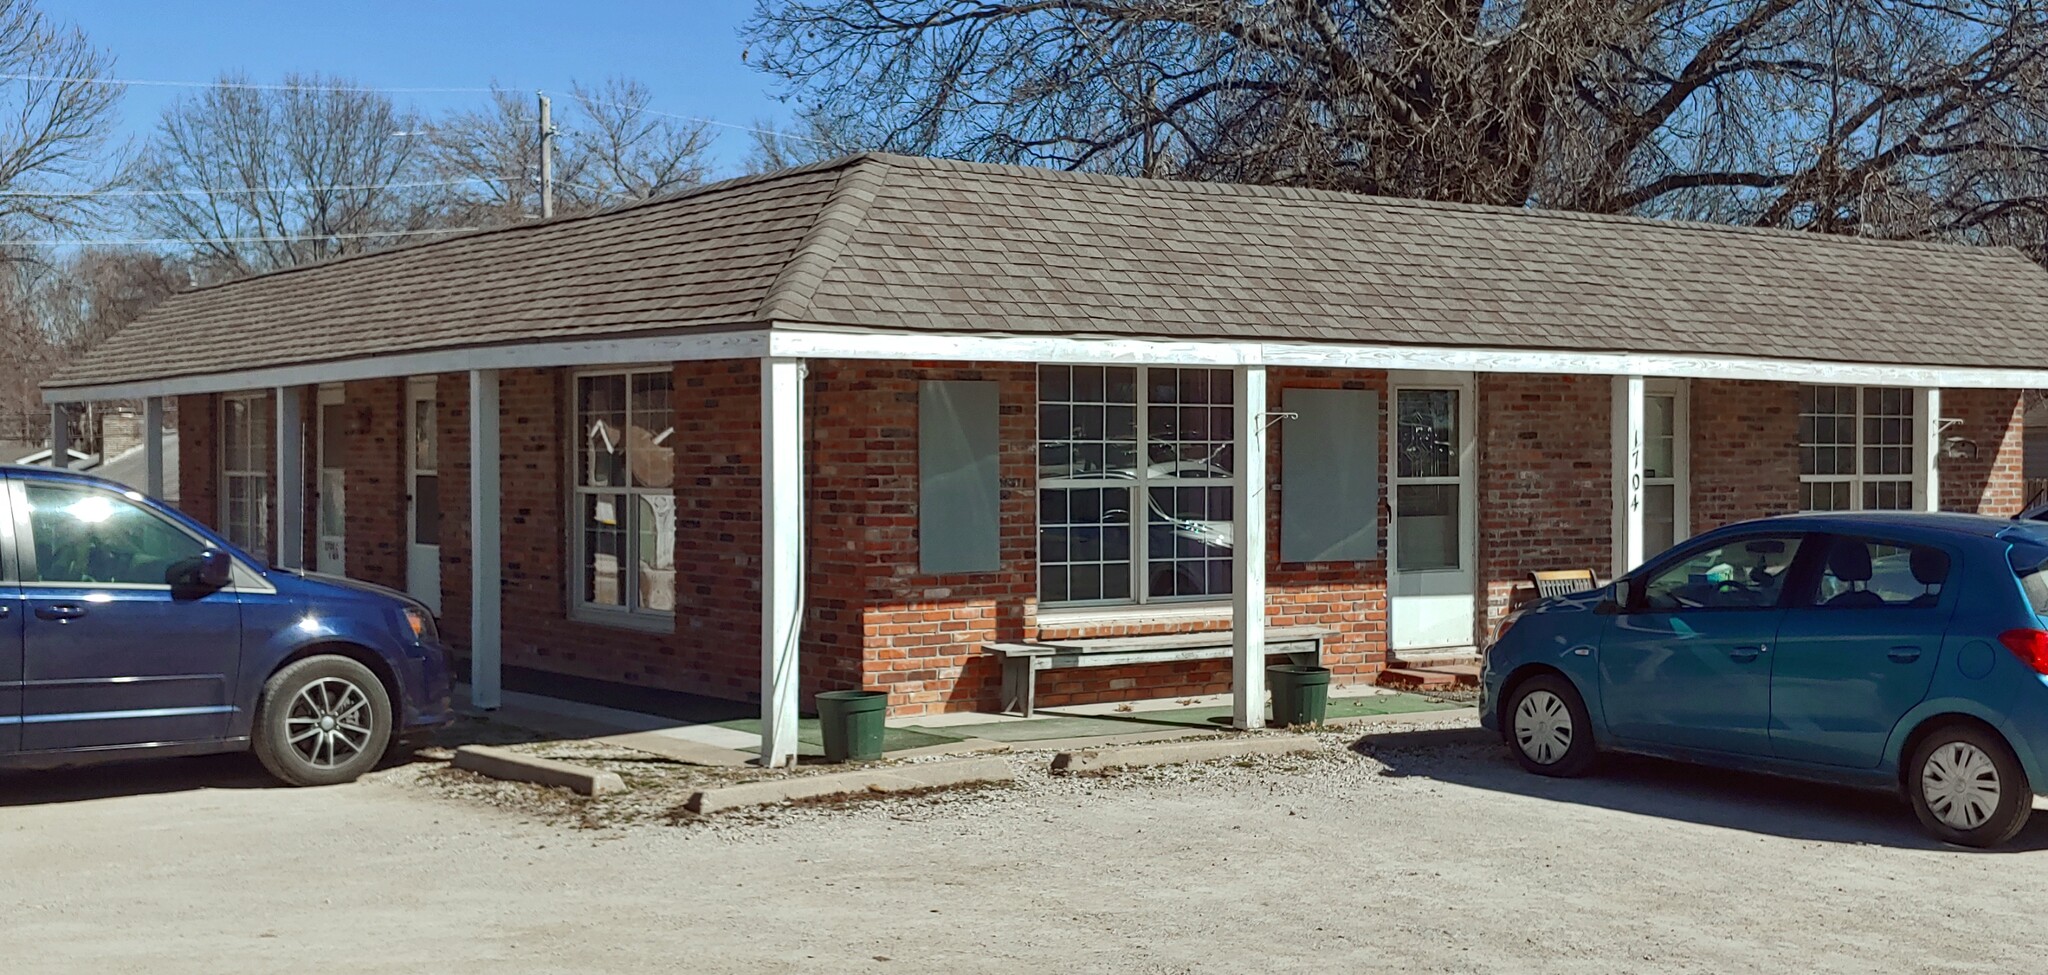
[45,0,793,176]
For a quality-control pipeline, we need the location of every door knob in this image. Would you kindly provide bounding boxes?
[35,604,87,621]
[1887,646,1922,663]
[1730,644,1767,662]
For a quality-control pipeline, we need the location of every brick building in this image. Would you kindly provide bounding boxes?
[42,154,2048,766]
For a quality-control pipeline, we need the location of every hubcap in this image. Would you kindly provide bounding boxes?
[1513,689,1573,765]
[1922,741,2002,831]
[285,677,374,770]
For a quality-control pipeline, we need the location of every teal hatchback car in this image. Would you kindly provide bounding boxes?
[1481,512,2048,848]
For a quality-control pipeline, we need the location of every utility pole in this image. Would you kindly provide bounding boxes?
[537,91,555,219]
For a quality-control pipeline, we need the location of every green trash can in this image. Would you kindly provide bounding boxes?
[1267,664,1332,727]
[816,689,889,762]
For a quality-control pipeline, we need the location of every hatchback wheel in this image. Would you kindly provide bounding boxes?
[1505,674,1596,777]
[1908,724,2031,848]
[252,655,392,787]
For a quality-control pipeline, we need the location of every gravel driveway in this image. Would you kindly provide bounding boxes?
[4,717,2045,974]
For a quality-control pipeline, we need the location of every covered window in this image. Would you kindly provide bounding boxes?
[572,370,676,621]
[1800,385,1913,512]
[1643,383,1689,554]
[1037,365,1235,607]
[219,392,270,556]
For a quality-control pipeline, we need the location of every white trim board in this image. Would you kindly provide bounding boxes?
[46,322,2048,403]
[45,329,770,403]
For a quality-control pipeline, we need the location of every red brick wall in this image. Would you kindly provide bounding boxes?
[341,379,409,591]
[174,393,217,526]
[1941,388,2027,516]
[1477,374,1613,635]
[840,363,1390,716]
[1692,380,1802,532]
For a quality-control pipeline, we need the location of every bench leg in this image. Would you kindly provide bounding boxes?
[1000,658,1037,717]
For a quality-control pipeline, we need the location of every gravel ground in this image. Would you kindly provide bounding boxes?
[6,714,2048,974]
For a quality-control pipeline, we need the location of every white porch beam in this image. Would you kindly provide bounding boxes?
[468,369,503,711]
[1231,364,1269,730]
[274,386,307,569]
[760,356,806,768]
[1612,375,1647,578]
[143,396,165,498]
[764,327,2048,391]
[1915,387,1942,512]
[47,404,69,468]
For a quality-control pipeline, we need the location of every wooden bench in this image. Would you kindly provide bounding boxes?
[984,626,1331,717]
[1529,568,1604,599]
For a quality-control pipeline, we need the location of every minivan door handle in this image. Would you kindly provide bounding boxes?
[34,604,87,622]
[1887,646,1923,663]
[1730,644,1767,662]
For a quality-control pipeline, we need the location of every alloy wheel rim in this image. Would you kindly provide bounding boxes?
[1921,741,2001,831]
[286,677,374,770]
[1514,689,1573,765]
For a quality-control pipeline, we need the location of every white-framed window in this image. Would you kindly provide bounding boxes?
[1800,385,1913,511]
[1037,365,1236,607]
[570,368,676,623]
[1644,380,1690,554]
[219,391,270,556]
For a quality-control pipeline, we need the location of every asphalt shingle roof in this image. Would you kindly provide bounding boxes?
[47,152,2048,390]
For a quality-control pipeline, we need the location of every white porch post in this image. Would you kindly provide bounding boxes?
[468,369,502,710]
[47,404,69,468]
[760,357,806,767]
[1231,364,1269,731]
[1612,374,1647,577]
[275,386,306,569]
[143,396,166,498]
[1915,387,1941,512]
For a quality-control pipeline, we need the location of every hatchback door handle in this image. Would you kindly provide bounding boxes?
[1730,644,1767,662]
[1888,646,1923,663]
[35,604,87,621]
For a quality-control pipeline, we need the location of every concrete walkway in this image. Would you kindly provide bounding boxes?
[457,683,1469,767]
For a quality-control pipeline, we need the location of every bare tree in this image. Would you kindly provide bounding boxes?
[0,0,121,244]
[745,105,871,172]
[430,77,715,220]
[743,1,2048,248]
[124,72,452,279]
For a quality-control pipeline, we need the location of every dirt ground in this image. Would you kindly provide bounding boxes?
[5,718,2046,974]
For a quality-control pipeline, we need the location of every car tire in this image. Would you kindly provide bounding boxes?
[1504,674,1597,777]
[1907,723,2031,849]
[251,655,393,787]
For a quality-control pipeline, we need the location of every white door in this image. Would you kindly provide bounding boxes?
[316,385,347,574]
[1389,377,1477,651]
[406,378,441,615]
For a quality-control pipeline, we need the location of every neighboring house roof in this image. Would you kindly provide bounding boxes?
[92,440,180,502]
[45,153,2048,391]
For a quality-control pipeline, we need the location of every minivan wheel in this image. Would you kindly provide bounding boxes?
[1505,674,1597,777]
[1908,724,2031,848]
[251,655,393,787]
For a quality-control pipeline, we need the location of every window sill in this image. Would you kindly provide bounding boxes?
[568,608,677,636]
[1035,602,1235,629]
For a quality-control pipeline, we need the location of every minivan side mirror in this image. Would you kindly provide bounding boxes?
[170,549,234,591]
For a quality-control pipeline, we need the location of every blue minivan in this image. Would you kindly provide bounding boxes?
[1481,512,2048,848]
[0,464,454,785]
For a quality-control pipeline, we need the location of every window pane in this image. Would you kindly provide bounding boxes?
[1645,483,1677,556]
[1811,538,1948,608]
[1645,395,1675,479]
[26,485,206,585]
[1641,535,1801,611]
[1864,479,1912,511]
[319,469,345,538]
[248,400,270,470]
[583,492,626,607]
[577,374,627,488]
[411,396,436,472]
[1396,390,1458,479]
[629,372,675,489]
[413,474,440,546]
[636,494,677,612]
[320,402,347,464]
[223,398,249,471]
[1038,487,1132,603]
[1145,486,1233,599]
[1396,483,1460,571]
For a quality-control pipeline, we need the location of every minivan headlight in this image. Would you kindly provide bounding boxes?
[403,606,439,645]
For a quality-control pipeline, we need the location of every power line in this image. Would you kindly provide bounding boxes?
[0,176,520,199]
[572,96,844,149]
[0,72,499,94]
[0,226,483,247]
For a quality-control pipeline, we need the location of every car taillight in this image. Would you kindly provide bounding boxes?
[1998,629,2048,674]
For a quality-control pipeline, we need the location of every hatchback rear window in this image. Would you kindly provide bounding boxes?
[2022,568,2048,618]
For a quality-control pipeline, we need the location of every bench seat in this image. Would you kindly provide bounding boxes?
[984,626,1331,716]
